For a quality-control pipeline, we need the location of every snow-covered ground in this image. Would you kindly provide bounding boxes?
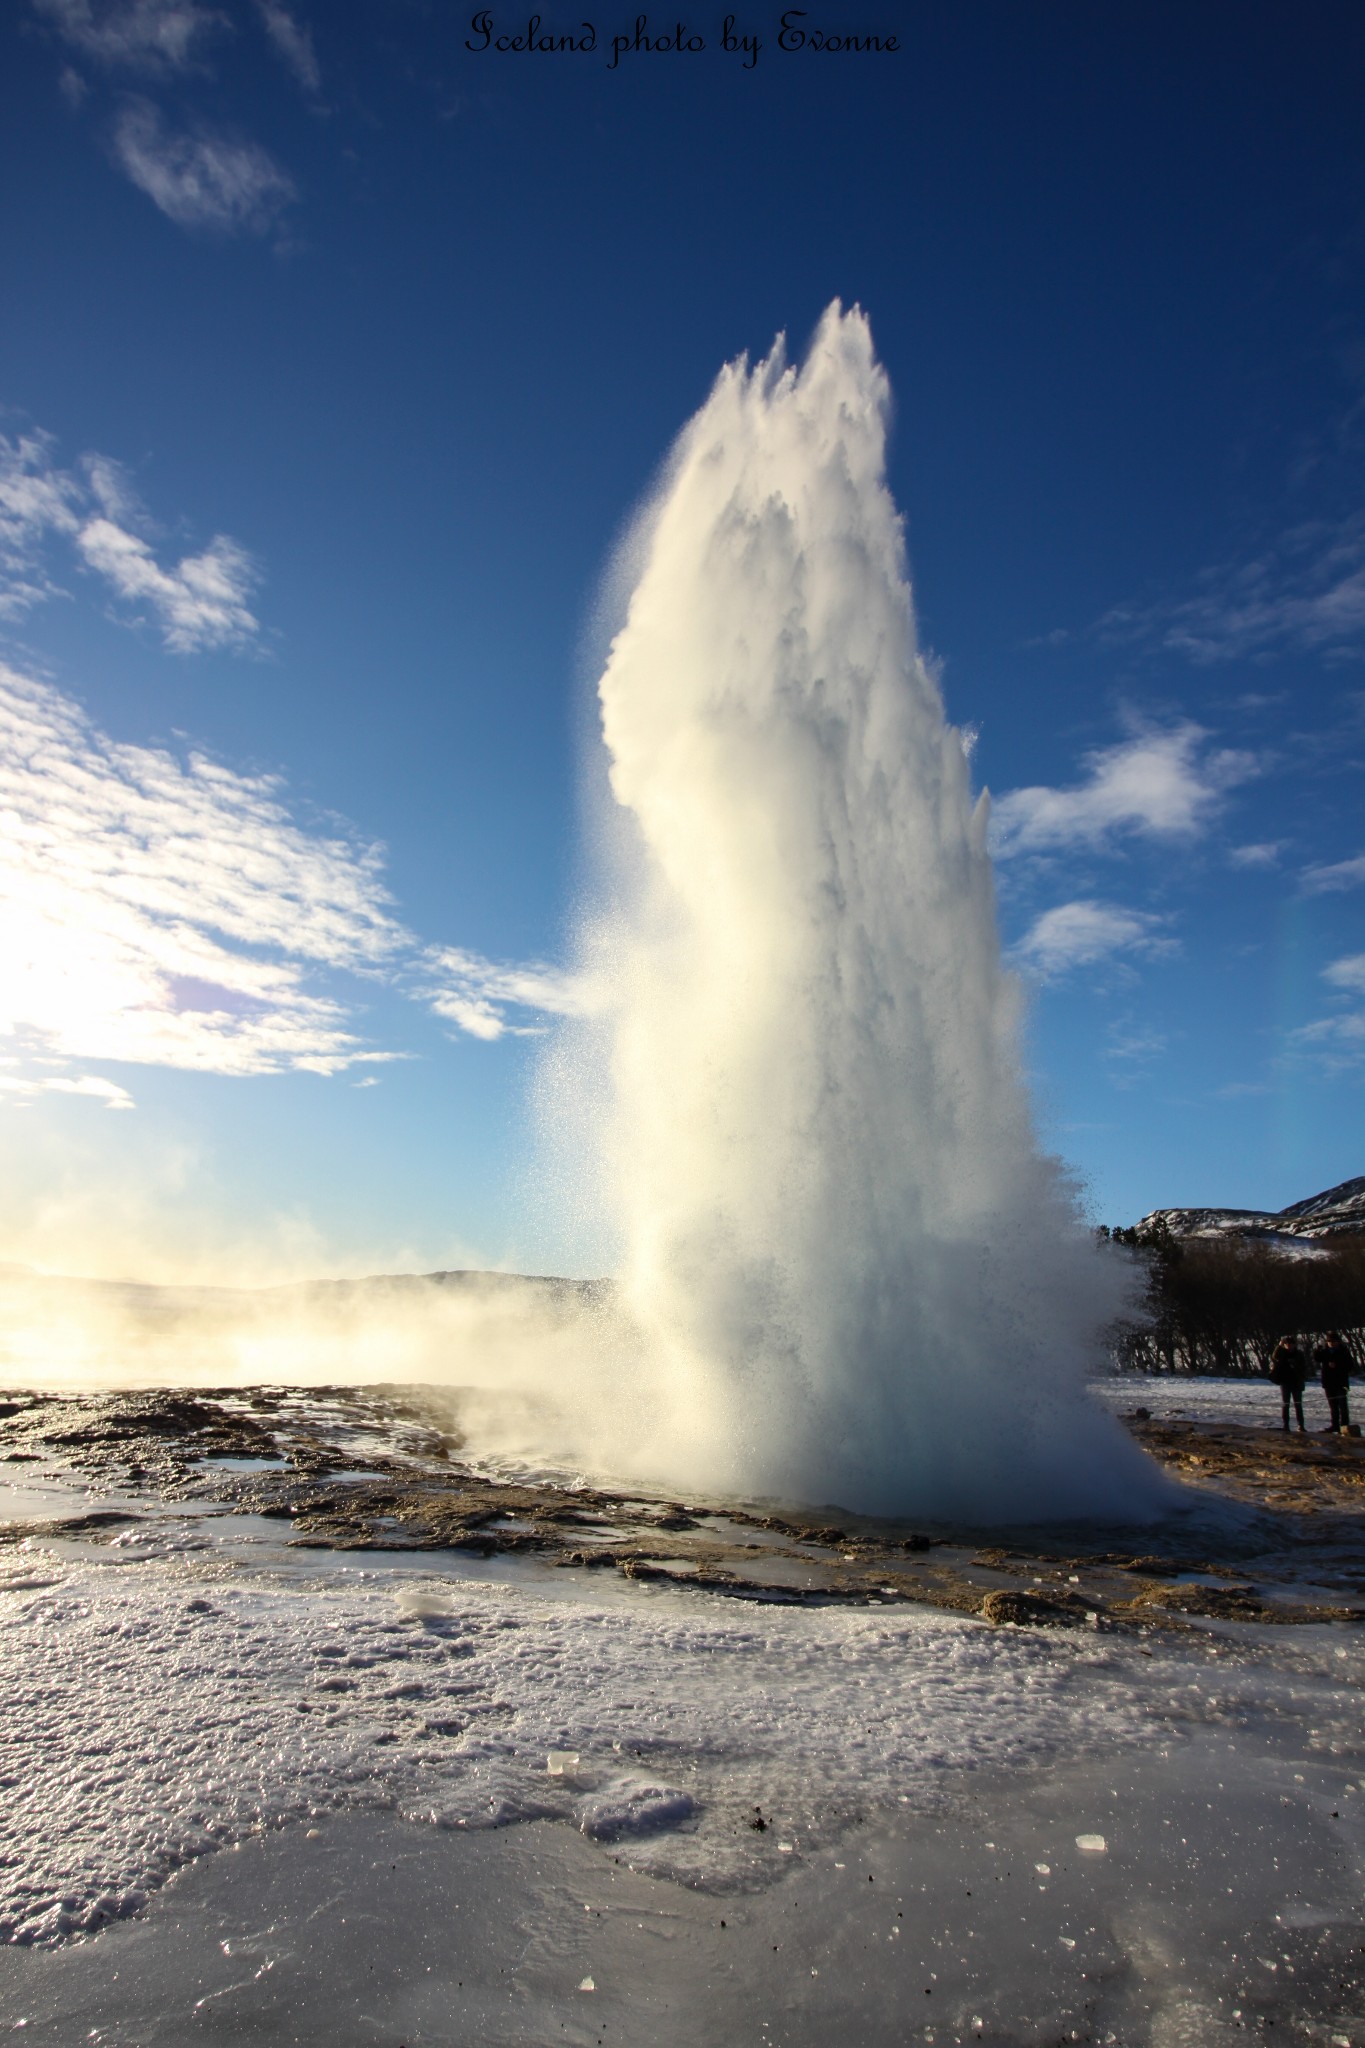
[0,1394,1356,1951]
[2,1450,1365,2042]
[1090,1373,1316,1430]
[0,1516,1145,1946]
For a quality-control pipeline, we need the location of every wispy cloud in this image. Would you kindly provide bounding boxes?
[1301,851,1365,894]
[113,98,295,234]
[0,1070,135,1109]
[1010,899,1172,979]
[33,3,307,232]
[1102,1020,1172,1090]
[1291,1012,1365,1072]
[32,0,224,72]
[1228,841,1286,870]
[1288,952,1365,1073]
[1325,953,1365,997]
[0,430,83,617]
[1099,516,1365,666]
[0,429,259,651]
[77,518,258,651]
[254,0,318,90]
[423,946,588,1042]
[0,664,584,1097]
[990,724,1254,860]
[1106,1023,1169,1066]
[0,663,406,1082]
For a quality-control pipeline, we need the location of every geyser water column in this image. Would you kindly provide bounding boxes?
[561,303,1162,1523]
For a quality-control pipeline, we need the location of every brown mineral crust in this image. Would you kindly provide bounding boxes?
[978,1588,1095,1628]
[7,1386,1365,1633]
[0,1508,140,1546]
[1111,1580,1365,1626]
[1129,1413,1365,1516]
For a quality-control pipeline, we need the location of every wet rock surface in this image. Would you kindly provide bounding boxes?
[3,1386,1365,1633]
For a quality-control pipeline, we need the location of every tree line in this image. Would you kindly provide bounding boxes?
[1097,1222,1365,1375]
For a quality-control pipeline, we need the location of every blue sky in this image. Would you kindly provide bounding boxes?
[1,0,1362,1280]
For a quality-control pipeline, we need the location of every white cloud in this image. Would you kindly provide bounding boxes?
[0,430,259,652]
[423,946,589,1042]
[83,451,143,524]
[990,724,1254,859]
[1287,952,1365,1072]
[77,518,257,652]
[1301,852,1365,895]
[1011,899,1170,979]
[0,431,82,618]
[1291,1011,1365,1071]
[46,1074,136,1107]
[1228,841,1285,870]
[0,1071,135,1109]
[113,99,295,234]
[1324,953,1365,996]
[255,0,319,90]
[33,0,224,72]
[0,663,407,1080]
[1099,516,1365,665]
[1106,1024,1169,1065]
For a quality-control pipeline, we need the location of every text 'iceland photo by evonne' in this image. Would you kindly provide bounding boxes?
[463,11,901,68]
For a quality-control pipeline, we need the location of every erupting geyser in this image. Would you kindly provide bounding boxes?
[555,303,1162,1522]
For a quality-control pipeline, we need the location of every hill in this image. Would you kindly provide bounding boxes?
[1134,1175,1365,1250]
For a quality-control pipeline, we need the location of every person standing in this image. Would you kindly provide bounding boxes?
[1315,1330,1354,1433]
[1270,1334,1308,1433]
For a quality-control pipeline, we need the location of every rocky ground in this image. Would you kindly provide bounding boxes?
[4,1383,1364,1635]
[4,1383,1365,2043]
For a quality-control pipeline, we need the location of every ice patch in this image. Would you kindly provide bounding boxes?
[0,1547,1148,1944]
[575,1776,697,1840]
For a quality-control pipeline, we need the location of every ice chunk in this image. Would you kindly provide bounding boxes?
[547,1751,580,1776]
[394,1590,454,1626]
[1075,1833,1107,1854]
[576,1777,696,1840]
[579,1977,596,1992]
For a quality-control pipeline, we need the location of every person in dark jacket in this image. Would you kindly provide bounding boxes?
[1270,1335,1308,1433]
[1315,1330,1353,1433]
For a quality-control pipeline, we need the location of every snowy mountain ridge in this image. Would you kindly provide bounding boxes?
[1135,1175,1365,1245]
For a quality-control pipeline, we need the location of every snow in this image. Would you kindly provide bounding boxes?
[1090,1374,1302,1428]
[1137,1172,1365,1243]
[0,1534,1147,1945]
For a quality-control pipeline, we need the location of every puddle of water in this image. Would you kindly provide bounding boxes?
[0,1476,96,1521]
[695,1514,832,1555]
[196,1456,288,1474]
